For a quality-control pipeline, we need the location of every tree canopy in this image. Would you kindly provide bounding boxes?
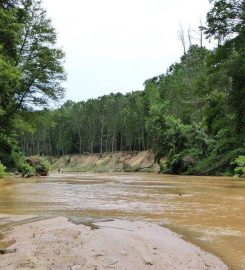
[0,0,65,174]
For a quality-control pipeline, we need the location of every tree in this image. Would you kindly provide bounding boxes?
[204,0,244,43]
[0,0,65,171]
[204,0,245,135]
[15,0,66,108]
[0,0,65,130]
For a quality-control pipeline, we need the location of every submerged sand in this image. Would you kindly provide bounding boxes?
[0,214,37,225]
[0,216,228,270]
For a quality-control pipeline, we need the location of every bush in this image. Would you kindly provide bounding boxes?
[19,162,35,177]
[0,133,34,176]
[0,162,6,178]
[156,120,209,174]
[191,148,244,176]
[232,156,245,177]
[0,128,50,177]
[166,151,199,175]
[0,133,19,169]
[10,150,35,177]
[26,156,50,176]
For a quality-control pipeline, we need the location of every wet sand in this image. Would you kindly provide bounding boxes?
[0,214,37,225]
[0,216,227,270]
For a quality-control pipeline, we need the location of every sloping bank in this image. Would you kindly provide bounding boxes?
[46,151,160,173]
[0,215,228,270]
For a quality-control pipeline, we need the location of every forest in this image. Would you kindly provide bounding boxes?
[0,0,244,176]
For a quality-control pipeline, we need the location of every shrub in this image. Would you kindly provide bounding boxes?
[10,150,35,177]
[19,162,35,177]
[26,156,50,176]
[0,133,34,176]
[191,148,244,176]
[0,162,6,178]
[156,120,209,174]
[232,156,245,177]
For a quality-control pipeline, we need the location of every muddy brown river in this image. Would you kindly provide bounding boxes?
[0,173,245,269]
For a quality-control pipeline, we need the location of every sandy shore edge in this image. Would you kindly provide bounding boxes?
[0,216,228,270]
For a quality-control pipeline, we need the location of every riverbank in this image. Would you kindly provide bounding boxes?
[45,151,160,173]
[0,215,227,270]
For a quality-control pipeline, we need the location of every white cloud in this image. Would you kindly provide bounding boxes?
[42,0,212,101]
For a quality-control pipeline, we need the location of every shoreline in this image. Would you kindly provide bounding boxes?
[0,215,228,270]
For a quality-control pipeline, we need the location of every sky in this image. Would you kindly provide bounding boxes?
[42,0,212,102]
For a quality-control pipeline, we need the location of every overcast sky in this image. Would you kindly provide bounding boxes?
[42,0,212,102]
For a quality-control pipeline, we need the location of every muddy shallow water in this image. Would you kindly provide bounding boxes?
[0,173,245,269]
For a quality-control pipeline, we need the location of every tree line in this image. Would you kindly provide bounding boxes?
[0,0,244,176]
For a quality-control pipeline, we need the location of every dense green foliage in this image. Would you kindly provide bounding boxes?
[19,92,147,155]
[0,0,65,174]
[0,0,244,176]
[232,156,245,177]
[0,162,6,178]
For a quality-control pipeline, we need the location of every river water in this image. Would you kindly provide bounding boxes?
[0,173,244,269]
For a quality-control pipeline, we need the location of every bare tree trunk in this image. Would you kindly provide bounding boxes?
[179,23,186,55]
[188,28,192,47]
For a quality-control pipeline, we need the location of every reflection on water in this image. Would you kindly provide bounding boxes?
[0,173,245,269]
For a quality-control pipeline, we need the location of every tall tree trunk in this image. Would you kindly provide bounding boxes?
[59,127,64,156]
[138,131,141,151]
[141,123,145,150]
[37,132,40,155]
[111,130,116,153]
[120,132,123,151]
[100,115,104,155]
[48,130,52,156]
[78,130,82,155]
[90,123,95,154]
[105,132,109,153]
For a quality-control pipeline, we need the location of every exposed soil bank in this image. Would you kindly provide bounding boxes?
[0,216,228,270]
[46,151,159,173]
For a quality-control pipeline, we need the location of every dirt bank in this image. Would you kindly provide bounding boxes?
[0,216,228,270]
[46,151,159,173]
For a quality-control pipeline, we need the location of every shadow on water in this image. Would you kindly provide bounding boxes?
[225,185,245,189]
